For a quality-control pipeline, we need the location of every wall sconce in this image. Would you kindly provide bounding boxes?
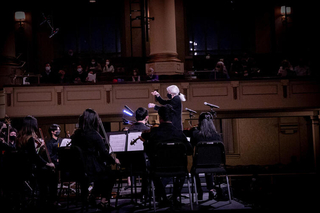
[15,11,26,27]
[281,6,292,22]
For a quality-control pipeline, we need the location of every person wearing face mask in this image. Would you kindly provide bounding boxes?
[86,58,102,73]
[148,85,186,130]
[102,59,114,73]
[73,64,87,83]
[41,62,57,84]
[46,124,61,168]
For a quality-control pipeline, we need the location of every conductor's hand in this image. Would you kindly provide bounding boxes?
[148,103,155,108]
[151,91,160,97]
[115,158,120,165]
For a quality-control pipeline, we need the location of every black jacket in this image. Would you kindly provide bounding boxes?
[71,129,115,181]
[154,95,183,130]
[142,122,193,160]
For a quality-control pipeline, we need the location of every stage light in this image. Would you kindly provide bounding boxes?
[123,109,133,116]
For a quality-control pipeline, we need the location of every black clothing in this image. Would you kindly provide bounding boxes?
[46,137,60,167]
[154,95,183,130]
[71,129,115,180]
[191,129,223,193]
[129,122,150,132]
[71,129,116,198]
[142,122,192,201]
[40,71,57,84]
[142,122,192,159]
[17,136,57,206]
[72,71,87,83]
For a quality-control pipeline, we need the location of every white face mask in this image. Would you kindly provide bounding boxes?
[77,68,82,73]
[106,62,110,65]
[45,67,51,71]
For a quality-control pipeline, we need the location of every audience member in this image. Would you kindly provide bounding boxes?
[210,61,230,79]
[86,58,101,73]
[73,64,88,83]
[41,62,57,84]
[229,57,243,78]
[146,67,159,82]
[131,68,141,82]
[278,60,296,77]
[102,59,115,73]
[58,69,70,84]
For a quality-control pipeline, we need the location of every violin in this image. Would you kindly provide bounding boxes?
[39,128,55,172]
[98,118,120,169]
[130,123,159,146]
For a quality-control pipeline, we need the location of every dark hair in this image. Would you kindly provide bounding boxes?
[198,112,217,138]
[158,104,174,122]
[49,124,60,134]
[80,108,99,131]
[17,115,38,148]
[135,107,148,121]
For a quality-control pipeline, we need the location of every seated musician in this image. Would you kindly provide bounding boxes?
[141,104,193,207]
[71,108,120,210]
[129,107,150,132]
[191,112,222,200]
[47,124,61,168]
[16,115,57,208]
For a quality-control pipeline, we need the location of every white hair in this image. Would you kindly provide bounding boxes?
[166,85,186,102]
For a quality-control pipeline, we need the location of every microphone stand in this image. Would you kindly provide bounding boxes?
[188,111,195,127]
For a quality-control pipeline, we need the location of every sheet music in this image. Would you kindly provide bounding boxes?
[60,138,71,147]
[127,132,144,151]
[109,134,127,153]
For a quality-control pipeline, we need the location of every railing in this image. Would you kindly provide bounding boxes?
[1,78,320,119]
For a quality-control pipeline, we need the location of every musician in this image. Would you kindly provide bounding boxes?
[46,124,61,168]
[71,108,120,210]
[8,127,17,150]
[16,115,57,208]
[148,85,186,130]
[191,112,222,200]
[129,107,150,132]
[141,104,192,207]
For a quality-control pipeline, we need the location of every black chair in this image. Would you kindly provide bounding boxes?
[191,141,232,205]
[58,146,88,210]
[149,142,193,212]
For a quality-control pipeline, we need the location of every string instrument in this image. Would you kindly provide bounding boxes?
[39,128,55,172]
[98,118,120,169]
[130,123,159,146]
[4,114,11,146]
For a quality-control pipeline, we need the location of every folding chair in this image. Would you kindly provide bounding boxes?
[150,142,193,212]
[191,141,232,204]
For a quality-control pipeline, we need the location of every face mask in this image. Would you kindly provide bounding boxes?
[54,130,61,137]
[9,136,16,141]
[106,62,110,65]
[91,61,95,65]
[45,67,51,71]
[167,93,172,99]
[77,68,82,73]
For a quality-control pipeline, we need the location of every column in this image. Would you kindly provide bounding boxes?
[146,0,184,75]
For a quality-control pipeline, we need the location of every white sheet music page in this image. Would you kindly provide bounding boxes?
[127,132,144,151]
[109,134,127,153]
